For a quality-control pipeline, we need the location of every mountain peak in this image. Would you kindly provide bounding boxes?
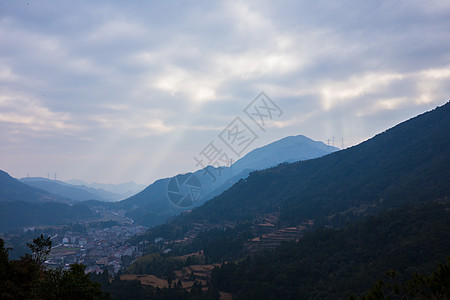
[118,133,338,226]
[231,134,338,172]
[173,101,450,227]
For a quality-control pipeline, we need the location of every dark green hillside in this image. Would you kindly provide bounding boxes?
[173,101,450,228]
[0,201,95,232]
[210,202,450,299]
[0,170,96,232]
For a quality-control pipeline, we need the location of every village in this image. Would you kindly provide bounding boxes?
[43,223,147,274]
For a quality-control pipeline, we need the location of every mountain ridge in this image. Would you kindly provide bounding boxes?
[66,179,146,200]
[136,101,450,244]
[20,177,123,202]
[0,170,96,232]
[0,170,69,203]
[117,135,338,226]
[184,101,450,227]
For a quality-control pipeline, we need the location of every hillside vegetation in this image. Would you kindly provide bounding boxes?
[210,202,450,299]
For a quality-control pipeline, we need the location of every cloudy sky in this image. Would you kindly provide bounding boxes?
[1,0,449,185]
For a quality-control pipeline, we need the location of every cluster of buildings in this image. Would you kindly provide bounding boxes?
[44,224,147,274]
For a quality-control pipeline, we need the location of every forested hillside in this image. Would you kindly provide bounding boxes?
[0,170,96,232]
[0,201,94,232]
[210,202,450,299]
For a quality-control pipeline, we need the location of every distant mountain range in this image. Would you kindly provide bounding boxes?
[117,135,339,226]
[0,134,337,232]
[19,177,135,202]
[0,171,68,204]
[66,180,146,200]
[0,171,95,232]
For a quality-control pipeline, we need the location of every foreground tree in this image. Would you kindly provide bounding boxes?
[36,264,106,300]
[26,234,51,265]
[353,257,450,300]
[0,237,108,300]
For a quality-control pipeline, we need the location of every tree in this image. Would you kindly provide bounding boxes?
[1,237,41,299]
[0,238,10,276]
[167,273,174,288]
[0,238,12,296]
[355,257,450,299]
[0,237,107,300]
[26,234,52,265]
[191,281,203,296]
[36,264,107,300]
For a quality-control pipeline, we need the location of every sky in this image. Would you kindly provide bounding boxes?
[1,0,449,185]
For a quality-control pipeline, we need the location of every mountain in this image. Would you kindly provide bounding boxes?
[119,101,450,300]
[66,180,146,200]
[120,101,450,299]
[0,170,96,232]
[173,101,450,228]
[204,135,339,201]
[0,201,94,233]
[20,177,122,202]
[131,101,450,256]
[230,134,335,172]
[117,135,338,226]
[0,170,68,203]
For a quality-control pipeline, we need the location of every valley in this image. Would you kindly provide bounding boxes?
[1,102,449,299]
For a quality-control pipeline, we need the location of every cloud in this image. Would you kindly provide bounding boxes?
[0,0,449,183]
[0,92,81,136]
